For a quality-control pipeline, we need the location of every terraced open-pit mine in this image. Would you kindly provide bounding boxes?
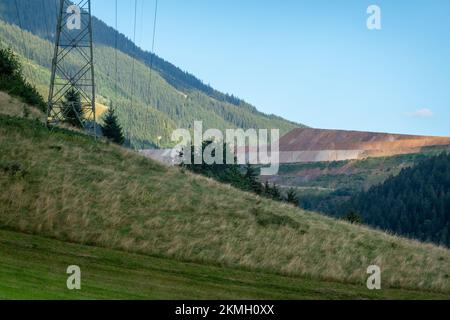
[278,128,450,163]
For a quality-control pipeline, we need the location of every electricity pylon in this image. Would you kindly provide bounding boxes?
[47,0,96,136]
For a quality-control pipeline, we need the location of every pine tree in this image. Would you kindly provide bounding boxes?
[101,108,125,145]
[0,47,46,111]
[343,210,363,224]
[270,184,282,201]
[264,181,271,195]
[61,88,83,128]
[286,188,298,205]
[245,163,262,194]
[0,47,20,76]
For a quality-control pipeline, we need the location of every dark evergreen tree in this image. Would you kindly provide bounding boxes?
[61,88,83,128]
[244,163,262,194]
[0,47,20,76]
[0,47,46,111]
[264,181,271,195]
[286,188,299,205]
[181,140,243,188]
[181,143,292,204]
[101,108,125,145]
[343,211,363,224]
[270,184,282,201]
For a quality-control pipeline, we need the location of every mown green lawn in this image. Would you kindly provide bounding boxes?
[0,229,448,300]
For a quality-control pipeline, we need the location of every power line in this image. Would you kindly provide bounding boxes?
[150,0,159,73]
[138,0,145,47]
[13,0,31,80]
[40,0,51,42]
[115,0,118,108]
[144,0,159,150]
[128,0,139,149]
[54,0,60,30]
[41,0,53,88]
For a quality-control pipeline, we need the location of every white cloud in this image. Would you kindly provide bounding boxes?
[407,108,434,118]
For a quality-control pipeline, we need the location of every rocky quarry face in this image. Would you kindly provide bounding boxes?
[277,128,450,163]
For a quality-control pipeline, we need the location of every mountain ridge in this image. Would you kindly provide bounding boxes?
[0,0,303,149]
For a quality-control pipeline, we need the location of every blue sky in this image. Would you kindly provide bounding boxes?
[92,0,450,136]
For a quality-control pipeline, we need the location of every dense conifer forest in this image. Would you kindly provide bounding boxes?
[336,153,450,247]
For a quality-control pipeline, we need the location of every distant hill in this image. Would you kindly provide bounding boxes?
[278,128,450,163]
[0,0,302,148]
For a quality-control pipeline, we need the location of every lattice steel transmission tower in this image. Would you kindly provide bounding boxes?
[47,0,96,136]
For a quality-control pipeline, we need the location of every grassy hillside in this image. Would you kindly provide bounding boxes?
[1,98,450,294]
[0,18,301,149]
[2,229,449,300]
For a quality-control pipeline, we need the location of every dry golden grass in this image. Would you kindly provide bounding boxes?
[0,89,107,122]
[0,100,450,293]
[0,91,44,121]
[95,102,108,119]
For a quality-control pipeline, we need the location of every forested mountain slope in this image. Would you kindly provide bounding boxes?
[338,153,450,247]
[0,0,302,148]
